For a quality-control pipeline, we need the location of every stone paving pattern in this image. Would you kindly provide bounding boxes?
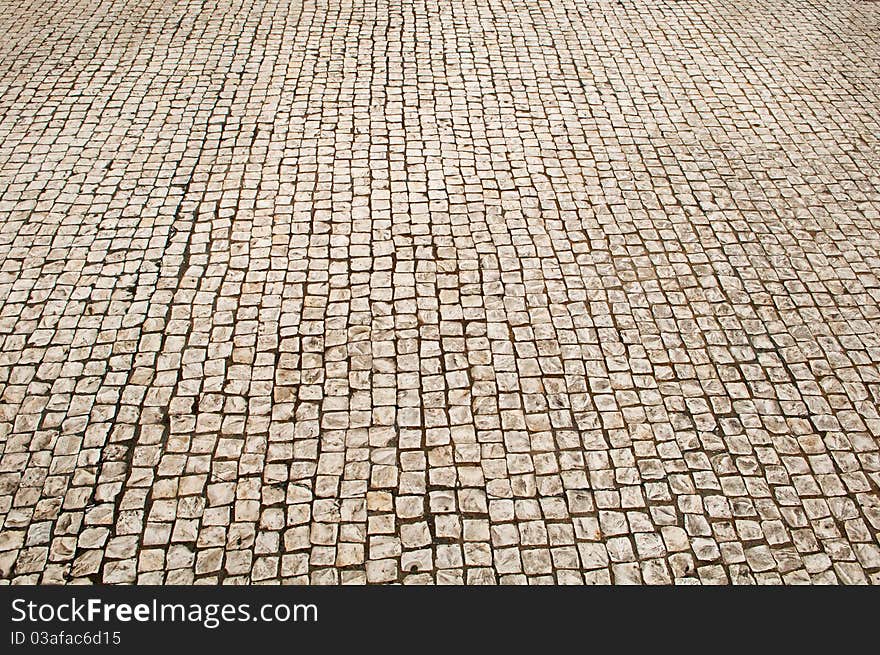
[1,0,880,585]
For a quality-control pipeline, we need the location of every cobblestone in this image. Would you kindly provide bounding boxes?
[0,0,879,584]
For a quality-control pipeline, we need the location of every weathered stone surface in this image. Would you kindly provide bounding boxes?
[0,0,879,585]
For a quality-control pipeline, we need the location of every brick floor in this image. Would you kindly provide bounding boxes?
[1,0,879,584]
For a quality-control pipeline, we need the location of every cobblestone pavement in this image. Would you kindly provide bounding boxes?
[1,0,879,585]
